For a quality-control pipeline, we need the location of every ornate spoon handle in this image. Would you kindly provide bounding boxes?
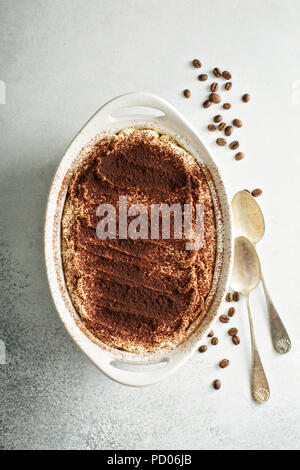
[261,275,291,354]
[246,295,270,404]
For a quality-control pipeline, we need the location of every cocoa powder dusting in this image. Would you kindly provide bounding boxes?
[61,129,216,353]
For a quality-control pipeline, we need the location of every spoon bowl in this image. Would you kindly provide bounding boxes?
[231,236,261,296]
[232,191,265,244]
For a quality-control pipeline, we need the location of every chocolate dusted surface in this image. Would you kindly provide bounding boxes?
[61,128,216,353]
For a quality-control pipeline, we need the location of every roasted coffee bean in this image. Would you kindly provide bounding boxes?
[220,314,230,323]
[229,140,239,150]
[208,124,217,131]
[223,103,231,109]
[198,73,208,81]
[222,70,232,80]
[213,67,222,77]
[228,307,235,317]
[225,125,233,136]
[233,291,240,302]
[203,99,211,108]
[193,59,201,68]
[207,330,214,337]
[214,114,222,123]
[211,337,219,345]
[209,93,221,103]
[233,118,242,128]
[232,336,240,345]
[216,137,226,146]
[228,327,238,336]
[235,152,244,161]
[226,292,233,302]
[210,82,218,92]
[252,188,262,197]
[213,379,222,390]
[224,82,232,90]
[219,359,230,368]
[242,93,250,102]
[199,345,208,353]
[218,122,226,131]
[183,89,191,98]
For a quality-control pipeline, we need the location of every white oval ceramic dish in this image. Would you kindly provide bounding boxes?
[44,92,232,387]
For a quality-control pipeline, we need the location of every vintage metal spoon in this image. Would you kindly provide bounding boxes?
[232,191,291,354]
[231,236,270,403]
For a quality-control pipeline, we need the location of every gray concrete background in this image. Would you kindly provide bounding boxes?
[1,0,300,450]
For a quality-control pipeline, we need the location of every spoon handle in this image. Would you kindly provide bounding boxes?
[261,275,291,354]
[246,296,270,404]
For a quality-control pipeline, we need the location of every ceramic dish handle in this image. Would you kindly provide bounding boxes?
[97,353,184,387]
[98,92,181,126]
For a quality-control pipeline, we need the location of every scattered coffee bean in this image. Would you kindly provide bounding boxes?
[242,93,250,102]
[218,122,226,131]
[193,59,202,68]
[229,140,239,150]
[220,314,229,323]
[252,188,262,197]
[213,379,222,390]
[207,330,214,337]
[233,291,240,302]
[209,92,221,103]
[203,99,211,108]
[211,337,219,345]
[216,137,226,146]
[228,307,235,317]
[235,152,244,161]
[183,89,191,98]
[222,70,232,80]
[219,359,230,368]
[224,82,232,91]
[223,103,231,109]
[232,336,240,345]
[210,82,218,92]
[226,292,233,302]
[213,114,222,123]
[228,327,238,336]
[208,124,217,131]
[233,118,242,128]
[198,73,208,81]
[213,67,222,77]
[225,125,233,136]
[199,345,208,353]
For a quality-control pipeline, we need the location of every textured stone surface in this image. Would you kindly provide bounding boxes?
[1,0,300,450]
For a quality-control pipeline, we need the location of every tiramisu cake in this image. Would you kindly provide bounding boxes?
[61,128,216,353]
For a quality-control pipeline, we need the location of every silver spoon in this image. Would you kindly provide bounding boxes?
[231,236,270,403]
[232,191,291,354]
